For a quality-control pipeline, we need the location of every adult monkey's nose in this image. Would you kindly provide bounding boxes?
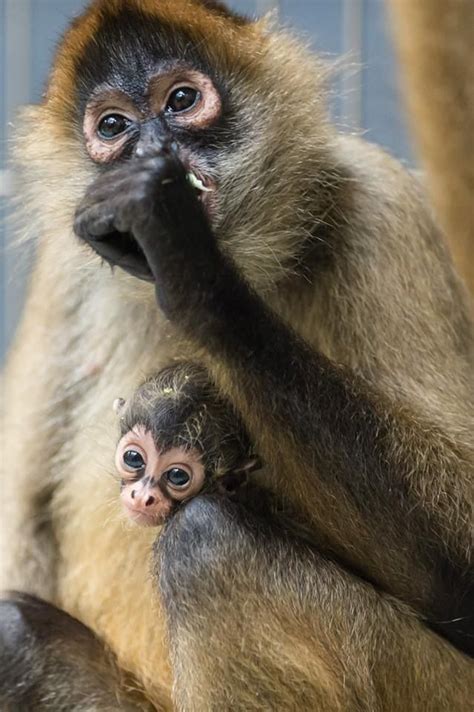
[134,118,173,159]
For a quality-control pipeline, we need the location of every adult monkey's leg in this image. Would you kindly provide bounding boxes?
[157,496,473,712]
[0,594,157,711]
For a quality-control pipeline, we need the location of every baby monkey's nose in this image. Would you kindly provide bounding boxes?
[130,489,155,507]
[121,481,172,527]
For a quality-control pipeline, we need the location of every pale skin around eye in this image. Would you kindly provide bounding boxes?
[115,426,206,527]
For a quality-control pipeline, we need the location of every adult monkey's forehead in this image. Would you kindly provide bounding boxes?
[44,0,262,123]
[74,12,231,127]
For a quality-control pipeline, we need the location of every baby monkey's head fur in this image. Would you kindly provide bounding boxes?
[119,362,258,483]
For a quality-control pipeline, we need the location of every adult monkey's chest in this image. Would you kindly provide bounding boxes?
[49,273,315,705]
[53,291,176,703]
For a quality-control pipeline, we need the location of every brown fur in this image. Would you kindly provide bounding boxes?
[46,0,261,121]
[2,0,473,708]
[389,0,474,295]
[158,498,474,711]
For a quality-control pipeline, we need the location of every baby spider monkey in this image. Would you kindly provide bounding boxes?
[115,362,261,527]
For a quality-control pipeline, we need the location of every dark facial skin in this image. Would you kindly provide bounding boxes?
[77,80,221,280]
[72,6,240,285]
[4,3,473,710]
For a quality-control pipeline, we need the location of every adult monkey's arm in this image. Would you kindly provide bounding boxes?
[156,495,474,712]
[389,0,474,295]
[75,152,474,656]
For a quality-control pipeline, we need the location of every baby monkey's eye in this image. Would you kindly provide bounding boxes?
[98,114,132,140]
[165,87,200,114]
[123,450,145,470]
[164,467,191,488]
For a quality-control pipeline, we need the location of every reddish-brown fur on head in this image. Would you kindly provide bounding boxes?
[46,0,259,123]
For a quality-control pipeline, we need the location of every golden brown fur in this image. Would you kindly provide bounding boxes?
[1,0,473,708]
[46,0,261,122]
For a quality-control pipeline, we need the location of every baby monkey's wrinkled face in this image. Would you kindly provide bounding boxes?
[116,425,206,527]
[114,363,262,528]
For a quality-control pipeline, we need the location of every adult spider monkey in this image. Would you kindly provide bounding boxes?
[1,0,473,709]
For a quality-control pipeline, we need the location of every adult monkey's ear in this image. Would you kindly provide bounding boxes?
[113,398,127,417]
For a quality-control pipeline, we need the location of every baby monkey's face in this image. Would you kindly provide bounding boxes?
[116,425,206,527]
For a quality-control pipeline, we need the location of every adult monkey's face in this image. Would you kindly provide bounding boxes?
[73,1,256,228]
[25,0,333,291]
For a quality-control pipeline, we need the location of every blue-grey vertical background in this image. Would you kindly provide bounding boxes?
[0,0,414,362]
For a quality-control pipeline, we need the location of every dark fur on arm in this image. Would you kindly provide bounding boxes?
[0,594,155,711]
[156,494,474,710]
[75,151,474,654]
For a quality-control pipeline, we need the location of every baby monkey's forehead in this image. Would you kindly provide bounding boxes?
[120,400,212,441]
[116,362,254,465]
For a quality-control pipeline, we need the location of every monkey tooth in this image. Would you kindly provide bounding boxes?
[187,171,213,193]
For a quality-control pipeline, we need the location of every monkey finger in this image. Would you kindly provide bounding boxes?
[74,204,117,240]
[80,176,140,207]
[79,161,153,205]
[83,230,154,282]
[78,172,169,237]
[88,155,183,204]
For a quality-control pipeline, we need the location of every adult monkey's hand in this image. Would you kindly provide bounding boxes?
[74,146,219,292]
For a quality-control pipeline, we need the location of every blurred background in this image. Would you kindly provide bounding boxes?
[0,0,414,362]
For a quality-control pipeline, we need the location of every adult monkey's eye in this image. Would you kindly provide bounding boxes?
[123,450,145,470]
[165,87,200,114]
[164,468,191,488]
[98,114,132,140]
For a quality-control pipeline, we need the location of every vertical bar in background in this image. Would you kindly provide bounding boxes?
[4,0,31,190]
[341,0,363,130]
[3,0,31,358]
[0,173,7,196]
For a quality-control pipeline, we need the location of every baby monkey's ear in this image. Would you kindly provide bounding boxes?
[113,398,127,417]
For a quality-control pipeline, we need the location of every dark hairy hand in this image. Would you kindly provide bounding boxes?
[74,148,223,315]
